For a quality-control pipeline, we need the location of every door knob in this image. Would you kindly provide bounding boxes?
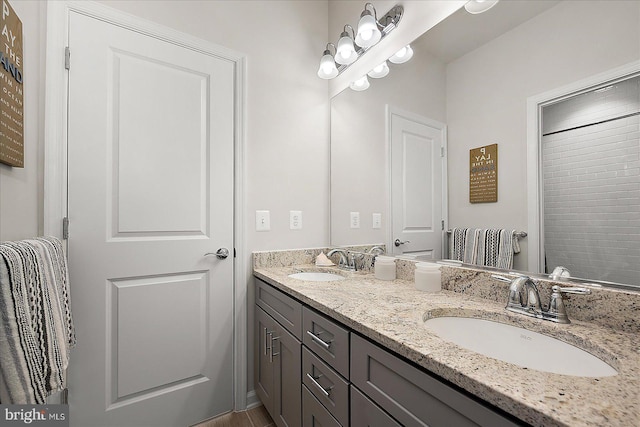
[394,239,410,247]
[205,248,230,259]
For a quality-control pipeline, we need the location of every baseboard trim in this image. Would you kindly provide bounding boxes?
[246,390,261,410]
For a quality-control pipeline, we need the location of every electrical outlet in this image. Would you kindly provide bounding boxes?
[290,210,302,230]
[350,212,360,229]
[372,213,382,229]
[256,210,270,231]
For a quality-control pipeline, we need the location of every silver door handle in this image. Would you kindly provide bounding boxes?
[306,373,332,397]
[394,239,410,247]
[270,336,280,362]
[306,330,331,349]
[264,328,271,356]
[205,248,230,259]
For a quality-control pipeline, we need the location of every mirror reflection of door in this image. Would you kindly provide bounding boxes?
[541,74,640,285]
[389,107,446,259]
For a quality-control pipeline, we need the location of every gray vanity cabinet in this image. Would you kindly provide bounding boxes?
[254,281,302,427]
[255,278,524,427]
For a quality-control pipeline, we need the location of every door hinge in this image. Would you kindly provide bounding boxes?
[65,47,70,70]
[233,248,237,258]
[62,217,69,239]
[441,220,445,231]
[440,146,445,157]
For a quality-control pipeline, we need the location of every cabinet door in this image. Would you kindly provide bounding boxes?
[273,321,302,427]
[255,307,277,416]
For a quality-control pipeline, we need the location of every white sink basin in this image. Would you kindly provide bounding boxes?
[424,317,617,377]
[288,272,345,282]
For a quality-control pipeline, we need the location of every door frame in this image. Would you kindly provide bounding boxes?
[43,0,249,411]
[385,105,448,257]
[525,60,640,274]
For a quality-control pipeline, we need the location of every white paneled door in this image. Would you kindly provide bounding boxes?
[390,110,445,259]
[66,11,235,427]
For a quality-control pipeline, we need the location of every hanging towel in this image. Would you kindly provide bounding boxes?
[476,229,501,267]
[449,227,468,261]
[449,228,481,264]
[0,237,76,404]
[474,229,519,269]
[463,229,480,264]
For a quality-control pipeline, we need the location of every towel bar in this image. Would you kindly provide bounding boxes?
[446,229,527,238]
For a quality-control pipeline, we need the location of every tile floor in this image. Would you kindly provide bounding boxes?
[192,405,274,427]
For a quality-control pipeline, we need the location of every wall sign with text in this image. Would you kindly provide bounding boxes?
[469,143,498,203]
[0,0,24,167]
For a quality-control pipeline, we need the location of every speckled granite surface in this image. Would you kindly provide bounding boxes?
[253,250,640,427]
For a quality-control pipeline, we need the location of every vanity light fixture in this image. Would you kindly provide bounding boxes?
[317,3,404,79]
[317,43,339,79]
[367,61,389,79]
[464,0,500,15]
[388,45,413,64]
[355,3,382,48]
[350,75,370,91]
[336,25,359,65]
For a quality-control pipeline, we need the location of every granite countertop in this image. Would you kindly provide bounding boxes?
[253,265,640,427]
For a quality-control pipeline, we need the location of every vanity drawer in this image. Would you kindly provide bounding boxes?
[303,307,349,378]
[351,385,402,427]
[302,347,349,426]
[302,385,341,427]
[256,279,302,339]
[351,334,521,427]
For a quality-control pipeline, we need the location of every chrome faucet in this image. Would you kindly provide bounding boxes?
[327,249,354,271]
[367,246,385,255]
[493,275,591,324]
[549,266,571,281]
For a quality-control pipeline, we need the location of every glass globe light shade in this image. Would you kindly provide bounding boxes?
[388,45,414,64]
[355,13,381,48]
[335,33,358,65]
[317,52,338,79]
[349,75,370,91]
[367,61,389,79]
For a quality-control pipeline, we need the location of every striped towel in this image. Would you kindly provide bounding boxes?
[449,227,468,261]
[0,237,76,404]
[449,228,481,264]
[475,229,520,269]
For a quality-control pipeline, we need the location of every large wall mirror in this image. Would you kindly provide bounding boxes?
[330,0,640,288]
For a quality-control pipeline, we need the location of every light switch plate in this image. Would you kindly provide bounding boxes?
[256,210,270,231]
[372,213,382,229]
[350,212,360,229]
[290,210,302,230]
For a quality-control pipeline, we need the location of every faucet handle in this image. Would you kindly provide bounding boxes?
[491,274,513,283]
[547,285,591,324]
[553,285,591,295]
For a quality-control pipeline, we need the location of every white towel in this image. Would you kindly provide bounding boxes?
[0,237,76,404]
